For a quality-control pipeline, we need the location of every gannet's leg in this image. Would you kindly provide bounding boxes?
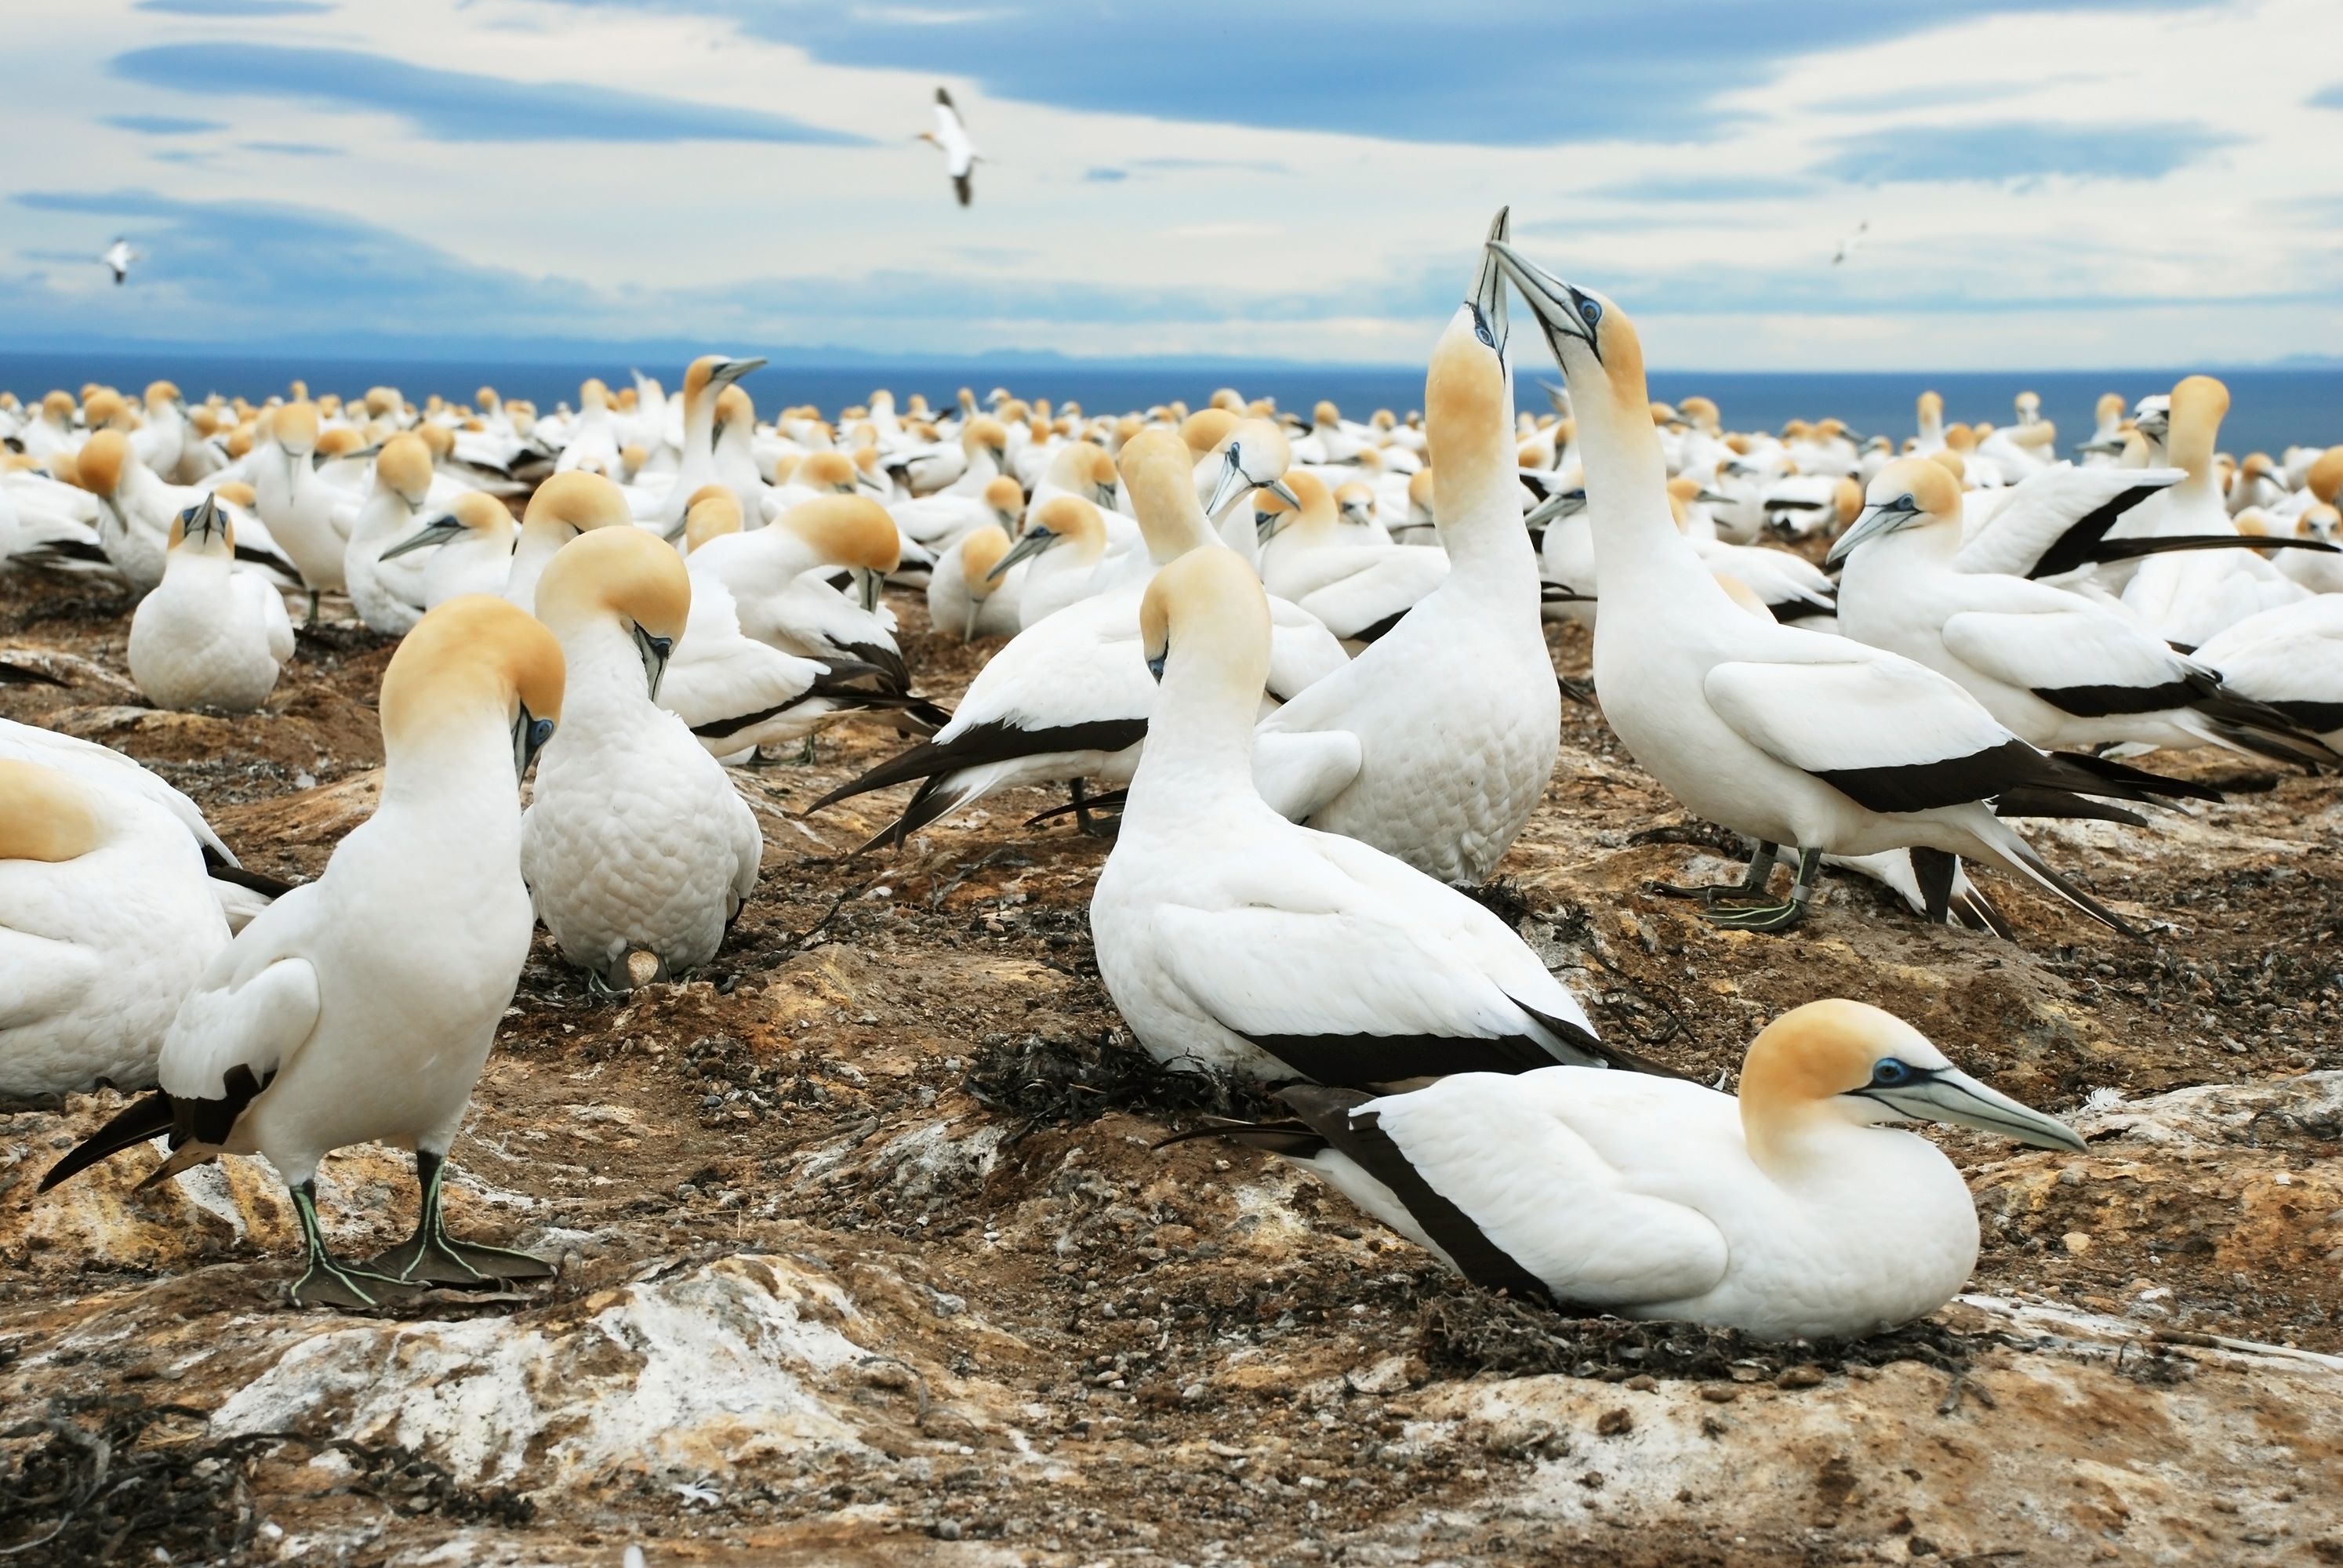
[365,1149,555,1287]
[289,1180,412,1310]
[1650,838,1778,902]
[1703,847,1824,934]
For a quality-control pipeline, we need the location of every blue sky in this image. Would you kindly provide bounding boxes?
[2,0,2339,369]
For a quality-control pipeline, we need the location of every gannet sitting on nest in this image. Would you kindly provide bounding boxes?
[127,495,295,713]
[1221,998,2080,1340]
[1488,237,2206,937]
[523,528,760,989]
[1092,548,1654,1087]
[0,756,228,1098]
[42,597,566,1309]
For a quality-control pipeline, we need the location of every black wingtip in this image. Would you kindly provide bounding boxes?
[38,1091,175,1192]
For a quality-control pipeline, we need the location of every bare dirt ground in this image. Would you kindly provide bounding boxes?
[2,564,2340,1567]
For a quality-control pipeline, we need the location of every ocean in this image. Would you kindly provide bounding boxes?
[2,352,2336,463]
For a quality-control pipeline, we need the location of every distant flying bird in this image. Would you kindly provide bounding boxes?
[918,87,979,207]
[102,238,138,285]
[1832,220,1869,267]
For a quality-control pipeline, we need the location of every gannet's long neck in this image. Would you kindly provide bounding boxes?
[683,379,717,462]
[1128,644,1262,818]
[1141,491,1216,568]
[1573,346,1716,602]
[2169,405,2221,510]
[1429,358,1538,604]
[556,619,652,723]
[505,521,576,608]
[378,711,525,851]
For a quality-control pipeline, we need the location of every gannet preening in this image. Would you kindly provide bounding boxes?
[927,522,1023,640]
[688,492,925,700]
[997,494,1112,628]
[379,491,520,609]
[918,86,980,206]
[344,435,438,635]
[1246,215,1560,887]
[1834,459,2338,768]
[522,529,760,990]
[0,717,292,931]
[1094,548,1647,1087]
[1488,238,2204,937]
[252,402,354,615]
[127,496,296,713]
[503,470,635,611]
[102,237,137,285]
[40,597,565,1308]
[1225,999,2080,1339]
[0,757,228,1098]
[807,429,1342,853]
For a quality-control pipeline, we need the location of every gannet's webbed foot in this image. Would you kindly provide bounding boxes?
[1649,839,1778,902]
[365,1150,556,1288]
[1698,847,1821,935]
[287,1179,413,1311]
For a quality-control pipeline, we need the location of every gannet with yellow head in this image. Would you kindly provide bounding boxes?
[250,399,353,612]
[997,492,1111,629]
[42,596,567,1308]
[503,469,638,612]
[522,528,760,990]
[1249,998,2080,1338]
[0,756,228,1098]
[1255,469,1448,644]
[1489,234,2208,935]
[379,489,521,609]
[343,434,439,634]
[651,354,766,533]
[127,495,296,711]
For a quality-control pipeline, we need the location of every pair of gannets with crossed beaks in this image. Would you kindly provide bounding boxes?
[42,597,566,1310]
[1487,238,2212,938]
[127,495,296,713]
[1093,549,1651,1089]
[1229,998,2082,1341]
[523,528,761,990]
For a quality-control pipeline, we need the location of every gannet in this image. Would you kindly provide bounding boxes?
[687,493,917,695]
[808,429,1342,851]
[891,474,1026,555]
[917,86,980,206]
[2279,503,2343,594]
[1196,417,1303,568]
[1093,548,1631,1087]
[102,237,138,285]
[888,416,1008,498]
[2192,597,2343,750]
[74,430,300,595]
[927,523,1023,640]
[41,596,566,1308]
[557,379,623,477]
[503,470,636,611]
[1255,471,1448,641]
[1830,220,1868,267]
[2076,393,2127,463]
[522,530,759,989]
[0,757,228,1098]
[252,402,354,613]
[1489,238,2200,936]
[343,436,438,635]
[127,496,295,713]
[1832,459,2338,768]
[1241,999,2080,1339]
[2120,377,2307,646]
[646,356,765,533]
[379,491,521,609]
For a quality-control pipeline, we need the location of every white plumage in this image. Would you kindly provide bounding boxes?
[127,496,295,713]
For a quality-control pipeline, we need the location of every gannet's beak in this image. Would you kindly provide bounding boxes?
[1696,489,1731,505]
[989,526,1058,579]
[1487,240,1602,366]
[710,357,766,392]
[1522,489,1587,529]
[858,469,888,494]
[1340,501,1373,528]
[1095,481,1119,508]
[856,567,881,612]
[513,703,557,781]
[1468,205,1510,358]
[632,623,673,700]
[1204,447,1249,518]
[1859,1066,2087,1152]
[1825,495,1920,569]
[2134,411,2170,442]
[380,513,464,561]
[182,494,227,546]
[1255,507,1290,545]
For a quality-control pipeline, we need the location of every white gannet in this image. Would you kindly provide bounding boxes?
[1244,998,2080,1339]
[646,356,765,534]
[556,378,623,477]
[0,757,228,1098]
[997,494,1112,628]
[2120,377,2307,646]
[1831,458,2338,768]
[809,429,1342,851]
[890,474,1026,554]
[1255,471,1450,642]
[660,492,894,760]
[918,86,980,206]
[688,492,920,696]
[2076,392,2127,463]
[102,237,138,285]
[2192,597,2343,751]
[252,402,354,613]
[127,495,296,713]
[379,491,521,609]
[2279,503,2343,594]
[1489,238,2197,936]
[0,716,289,931]
[503,470,637,612]
[1092,547,1634,1087]
[522,528,760,989]
[39,596,567,1308]
[1247,229,1559,887]
[343,435,438,636]
[927,522,1023,641]
[74,429,301,595]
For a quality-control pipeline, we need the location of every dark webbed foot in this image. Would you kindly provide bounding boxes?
[363,1149,558,1290]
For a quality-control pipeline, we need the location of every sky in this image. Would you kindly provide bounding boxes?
[3,0,2341,370]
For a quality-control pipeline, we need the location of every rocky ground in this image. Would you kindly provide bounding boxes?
[2,565,2339,1567]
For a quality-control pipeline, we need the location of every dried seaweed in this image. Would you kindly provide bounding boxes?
[964,1029,1277,1137]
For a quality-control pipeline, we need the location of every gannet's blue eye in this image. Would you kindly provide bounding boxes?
[1898,493,1916,512]
[1870,1058,1913,1087]
[530,717,556,752]
[1578,297,1602,329]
